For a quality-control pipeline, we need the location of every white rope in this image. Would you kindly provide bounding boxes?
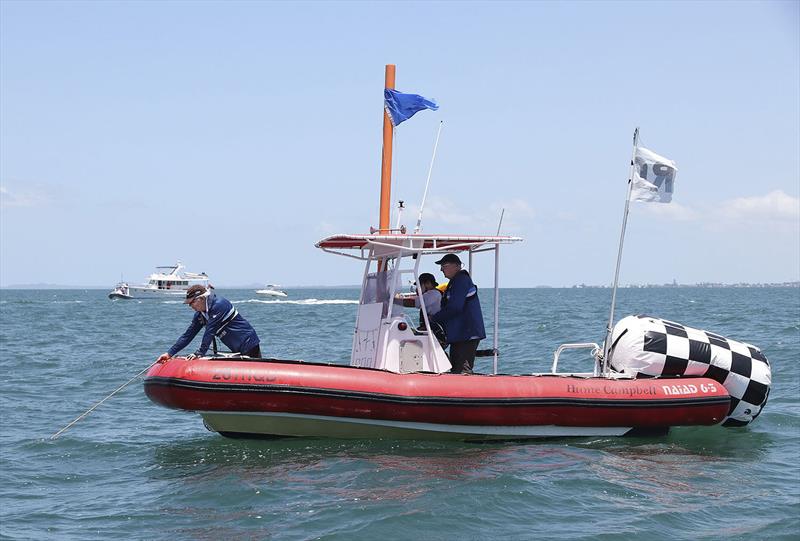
[50,362,157,440]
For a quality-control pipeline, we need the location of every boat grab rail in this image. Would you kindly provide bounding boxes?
[552,342,601,375]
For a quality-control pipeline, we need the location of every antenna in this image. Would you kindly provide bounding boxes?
[495,208,505,236]
[414,121,444,234]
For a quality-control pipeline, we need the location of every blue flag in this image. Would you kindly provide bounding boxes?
[384,88,439,127]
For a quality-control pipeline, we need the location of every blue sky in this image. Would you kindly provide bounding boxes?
[1,1,798,288]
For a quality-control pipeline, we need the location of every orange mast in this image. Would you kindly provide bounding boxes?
[378,64,396,233]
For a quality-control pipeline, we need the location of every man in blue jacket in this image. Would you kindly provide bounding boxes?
[156,285,261,362]
[430,253,486,374]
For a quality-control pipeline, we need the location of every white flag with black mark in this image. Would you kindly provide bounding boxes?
[631,146,677,203]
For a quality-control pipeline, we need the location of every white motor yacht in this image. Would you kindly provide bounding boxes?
[111,263,210,299]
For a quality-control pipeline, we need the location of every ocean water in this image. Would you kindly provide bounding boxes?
[1,287,798,540]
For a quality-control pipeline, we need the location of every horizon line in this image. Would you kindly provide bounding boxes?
[2,281,799,290]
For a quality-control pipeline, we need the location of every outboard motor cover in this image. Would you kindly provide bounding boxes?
[609,315,771,427]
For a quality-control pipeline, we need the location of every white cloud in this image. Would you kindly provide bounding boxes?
[630,191,800,232]
[0,185,49,208]
[490,199,536,219]
[414,197,472,225]
[401,196,535,234]
[315,221,338,235]
[715,190,799,223]
[635,201,699,222]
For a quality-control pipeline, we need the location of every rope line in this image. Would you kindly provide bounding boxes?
[50,362,157,440]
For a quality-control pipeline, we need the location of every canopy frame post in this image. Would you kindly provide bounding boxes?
[492,243,500,375]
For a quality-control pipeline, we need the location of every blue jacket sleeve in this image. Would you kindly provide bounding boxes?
[194,297,233,356]
[431,274,469,324]
[168,313,204,357]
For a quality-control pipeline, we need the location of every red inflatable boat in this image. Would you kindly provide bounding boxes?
[144,67,770,440]
[144,357,731,440]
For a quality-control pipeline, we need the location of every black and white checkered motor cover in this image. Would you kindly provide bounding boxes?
[608,315,771,427]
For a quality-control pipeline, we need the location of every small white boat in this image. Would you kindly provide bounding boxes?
[255,284,287,297]
[110,263,210,299]
[108,282,133,300]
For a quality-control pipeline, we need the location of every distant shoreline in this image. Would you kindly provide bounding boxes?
[0,284,361,290]
[2,282,798,290]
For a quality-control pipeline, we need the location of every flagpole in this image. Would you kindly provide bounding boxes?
[603,127,639,373]
[379,64,396,234]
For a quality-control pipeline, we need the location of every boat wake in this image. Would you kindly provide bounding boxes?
[234,298,358,305]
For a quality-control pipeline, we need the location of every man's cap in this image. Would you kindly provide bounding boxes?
[416,273,439,286]
[184,285,208,303]
[434,253,462,266]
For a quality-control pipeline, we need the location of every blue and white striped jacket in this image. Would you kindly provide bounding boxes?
[168,292,260,357]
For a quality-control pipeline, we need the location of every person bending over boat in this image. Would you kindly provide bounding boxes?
[430,254,485,374]
[156,285,261,362]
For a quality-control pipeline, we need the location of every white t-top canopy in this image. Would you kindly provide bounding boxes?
[318,233,522,374]
[316,234,522,259]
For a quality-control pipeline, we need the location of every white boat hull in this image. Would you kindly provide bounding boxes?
[255,290,287,297]
[127,286,188,298]
[200,411,632,440]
